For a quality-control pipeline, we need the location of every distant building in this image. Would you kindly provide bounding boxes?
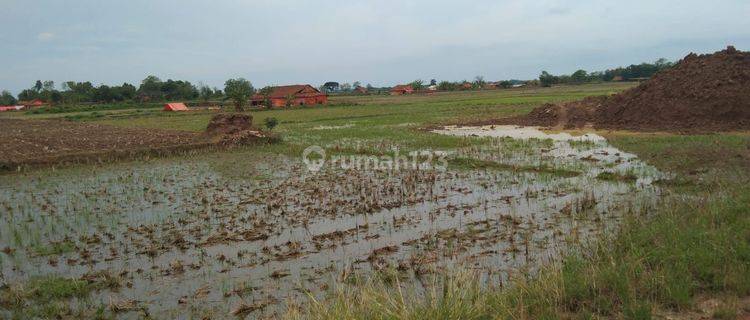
[390,84,414,95]
[18,99,47,108]
[163,102,190,111]
[251,85,327,107]
[354,86,368,94]
[611,75,624,82]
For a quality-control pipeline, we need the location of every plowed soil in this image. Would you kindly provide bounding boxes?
[0,118,212,170]
[505,46,750,132]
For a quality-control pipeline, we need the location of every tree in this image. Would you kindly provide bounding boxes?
[34,80,43,92]
[257,86,274,109]
[323,82,339,93]
[473,76,485,89]
[539,71,558,87]
[138,75,163,101]
[410,79,424,90]
[0,90,16,105]
[264,117,279,130]
[352,81,361,89]
[571,70,588,84]
[340,83,352,92]
[430,79,437,86]
[199,84,213,102]
[436,81,454,91]
[499,80,513,89]
[224,78,254,111]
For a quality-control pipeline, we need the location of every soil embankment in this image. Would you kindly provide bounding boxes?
[505,46,750,132]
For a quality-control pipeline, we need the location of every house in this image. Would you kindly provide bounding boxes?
[163,102,190,111]
[390,84,414,95]
[354,86,368,94]
[18,99,47,108]
[251,85,327,107]
[0,106,17,112]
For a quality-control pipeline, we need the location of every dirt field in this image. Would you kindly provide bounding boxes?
[0,118,212,170]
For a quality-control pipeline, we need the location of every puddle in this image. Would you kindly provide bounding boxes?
[0,128,663,318]
[434,125,667,186]
[433,125,605,142]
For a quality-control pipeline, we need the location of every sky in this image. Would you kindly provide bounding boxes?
[1,0,750,94]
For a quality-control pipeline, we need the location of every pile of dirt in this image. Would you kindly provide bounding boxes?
[205,113,254,135]
[511,46,750,131]
[205,113,272,145]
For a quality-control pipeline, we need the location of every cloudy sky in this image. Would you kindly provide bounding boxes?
[1,0,749,94]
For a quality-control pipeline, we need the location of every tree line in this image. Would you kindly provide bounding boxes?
[1,76,229,105]
[538,58,674,87]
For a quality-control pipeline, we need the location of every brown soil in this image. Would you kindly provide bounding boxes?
[0,118,212,170]
[507,46,750,132]
[205,113,254,135]
[204,113,274,145]
[0,116,275,171]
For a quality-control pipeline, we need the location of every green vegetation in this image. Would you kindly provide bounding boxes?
[286,132,750,319]
[224,78,254,111]
[449,157,581,177]
[264,117,280,130]
[539,58,674,87]
[595,171,638,182]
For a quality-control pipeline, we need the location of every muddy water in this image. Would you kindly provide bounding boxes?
[0,127,662,319]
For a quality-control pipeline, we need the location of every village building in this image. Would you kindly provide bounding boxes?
[163,102,190,111]
[17,99,47,108]
[389,84,414,95]
[354,86,368,94]
[251,85,327,107]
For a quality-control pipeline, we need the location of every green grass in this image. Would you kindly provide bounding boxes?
[0,273,122,319]
[595,171,638,182]
[449,157,581,177]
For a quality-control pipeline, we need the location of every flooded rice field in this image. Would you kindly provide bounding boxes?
[0,126,663,318]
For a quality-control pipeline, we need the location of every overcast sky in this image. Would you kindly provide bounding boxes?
[1,0,749,94]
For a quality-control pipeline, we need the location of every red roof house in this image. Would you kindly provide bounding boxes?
[251,85,327,108]
[163,102,190,111]
[18,99,47,108]
[390,85,414,95]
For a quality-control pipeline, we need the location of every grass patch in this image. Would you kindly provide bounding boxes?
[596,171,638,182]
[34,240,76,256]
[449,157,581,177]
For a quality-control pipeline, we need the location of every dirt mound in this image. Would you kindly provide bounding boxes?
[514,46,750,131]
[204,113,274,145]
[205,114,254,135]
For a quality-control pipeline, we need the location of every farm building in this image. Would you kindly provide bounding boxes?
[18,99,47,108]
[354,86,368,94]
[390,85,414,95]
[251,85,327,107]
[164,103,190,111]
